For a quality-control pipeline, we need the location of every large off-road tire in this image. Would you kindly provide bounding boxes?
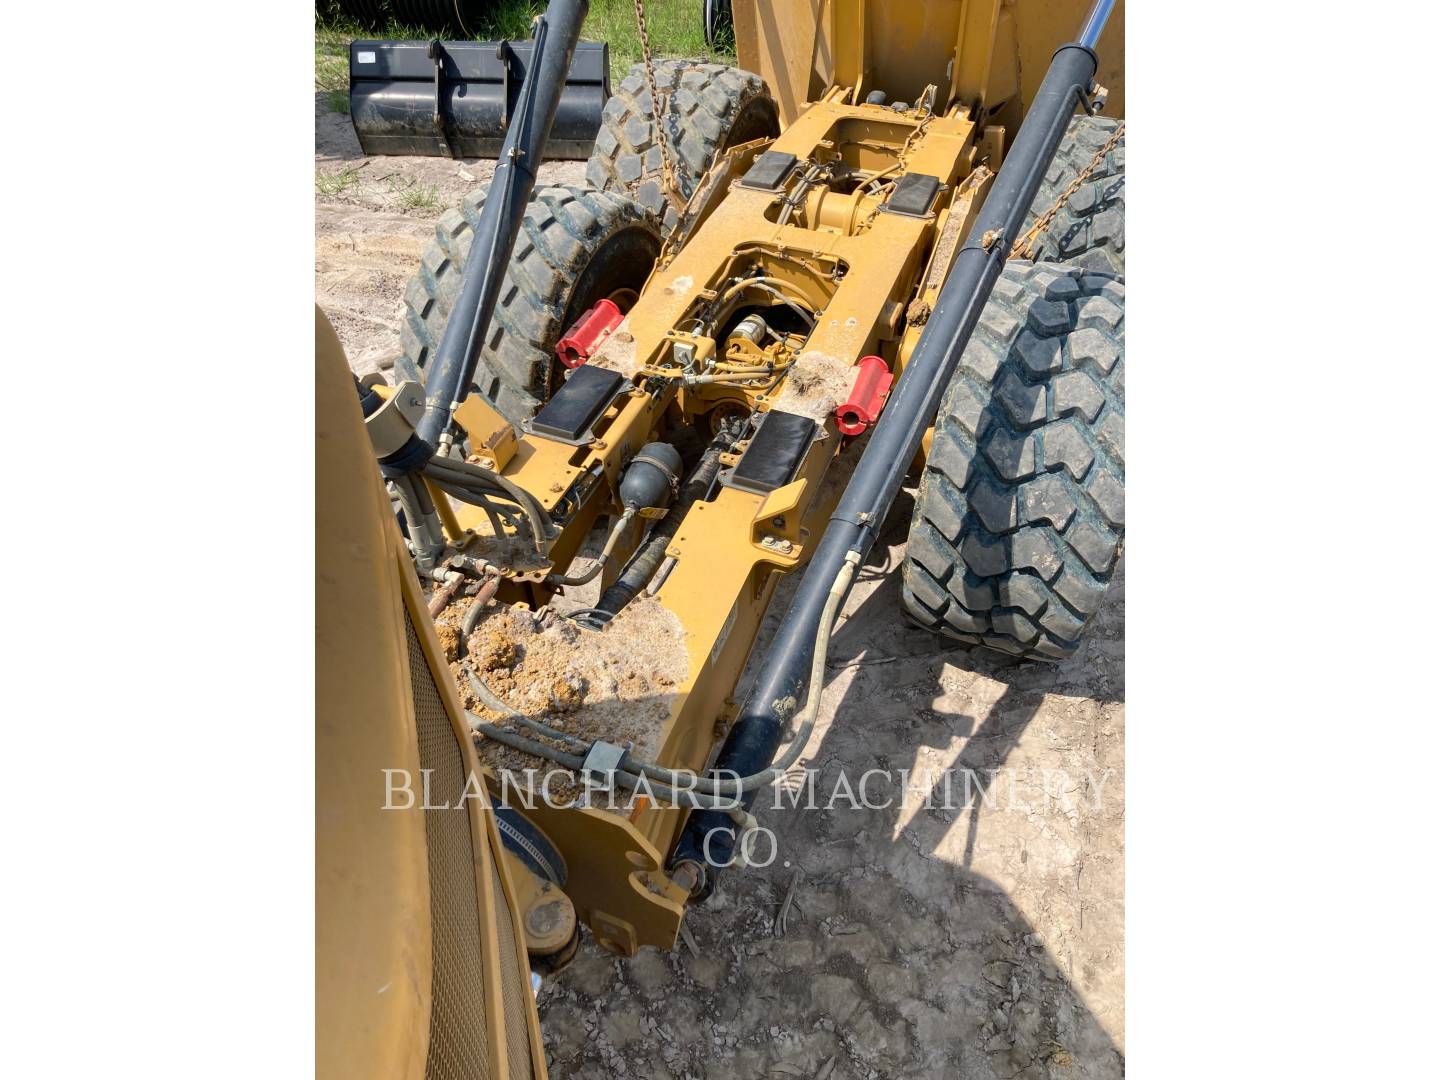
[1019,115,1125,275]
[901,262,1124,661]
[399,185,661,424]
[585,59,779,236]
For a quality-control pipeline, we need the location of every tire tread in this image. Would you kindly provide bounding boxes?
[399,185,658,424]
[585,59,778,235]
[900,261,1125,661]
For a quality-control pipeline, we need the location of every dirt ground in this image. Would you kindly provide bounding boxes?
[315,96,587,375]
[317,96,1124,1079]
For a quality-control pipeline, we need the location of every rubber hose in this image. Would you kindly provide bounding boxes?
[465,668,588,749]
[592,434,732,618]
[546,509,634,586]
[612,551,859,797]
[471,721,742,810]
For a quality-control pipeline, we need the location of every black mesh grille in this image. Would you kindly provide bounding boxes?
[407,615,492,1080]
[405,611,535,1080]
[490,859,536,1080]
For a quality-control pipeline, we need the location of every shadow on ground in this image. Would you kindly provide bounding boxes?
[541,491,1125,1079]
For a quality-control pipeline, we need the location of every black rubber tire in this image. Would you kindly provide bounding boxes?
[585,59,779,236]
[1019,115,1125,275]
[901,261,1124,661]
[399,185,661,425]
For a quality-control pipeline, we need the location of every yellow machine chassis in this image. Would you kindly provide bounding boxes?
[429,86,1003,954]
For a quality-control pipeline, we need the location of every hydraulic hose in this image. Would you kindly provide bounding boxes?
[428,478,511,539]
[546,509,634,586]
[466,667,589,750]
[423,455,551,525]
[380,0,591,475]
[673,0,1115,875]
[470,719,748,811]
[422,455,554,550]
[471,720,587,769]
[716,278,817,330]
[615,551,859,797]
[455,573,504,655]
[465,553,857,809]
[590,430,734,620]
[470,551,860,800]
[392,473,443,567]
[428,477,536,549]
[684,369,788,386]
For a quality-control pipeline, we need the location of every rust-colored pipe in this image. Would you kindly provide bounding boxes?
[427,573,466,617]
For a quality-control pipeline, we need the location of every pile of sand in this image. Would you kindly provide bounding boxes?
[771,348,859,422]
[586,319,640,378]
[435,596,690,806]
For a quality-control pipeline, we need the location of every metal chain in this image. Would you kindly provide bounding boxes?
[631,0,685,213]
[452,0,473,38]
[1009,121,1124,259]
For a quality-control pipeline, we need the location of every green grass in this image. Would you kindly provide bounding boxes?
[314,18,352,92]
[315,1,734,92]
[576,0,731,78]
[315,166,362,195]
[396,183,442,210]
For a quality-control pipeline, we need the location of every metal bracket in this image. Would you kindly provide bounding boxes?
[364,380,426,458]
[496,40,512,132]
[580,741,627,789]
[427,40,459,158]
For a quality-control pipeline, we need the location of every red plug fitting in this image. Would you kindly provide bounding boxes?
[556,299,624,369]
[834,355,894,436]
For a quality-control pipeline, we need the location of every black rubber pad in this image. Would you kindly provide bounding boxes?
[529,365,625,442]
[737,150,798,191]
[727,410,817,494]
[881,172,941,217]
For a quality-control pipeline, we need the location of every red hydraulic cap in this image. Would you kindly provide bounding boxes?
[556,298,624,368]
[835,355,894,436]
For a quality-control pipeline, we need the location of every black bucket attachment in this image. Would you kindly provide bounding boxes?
[348,38,609,159]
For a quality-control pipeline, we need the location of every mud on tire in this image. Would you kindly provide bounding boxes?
[585,59,779,236]
[399,185,661,425]
[900,261,1124,661]
[1020,115,1125,275]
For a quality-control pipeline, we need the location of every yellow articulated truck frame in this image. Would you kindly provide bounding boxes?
[416,78,1001,956]
[320,1,1124,1074]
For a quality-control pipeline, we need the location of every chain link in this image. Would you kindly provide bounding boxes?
[1009,121,1124,260]
[632,0,685,214]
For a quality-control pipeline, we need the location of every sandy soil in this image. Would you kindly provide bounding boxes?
[315,95,586,375]
[317,97,1125,1079]
[535,545,1125,1080]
